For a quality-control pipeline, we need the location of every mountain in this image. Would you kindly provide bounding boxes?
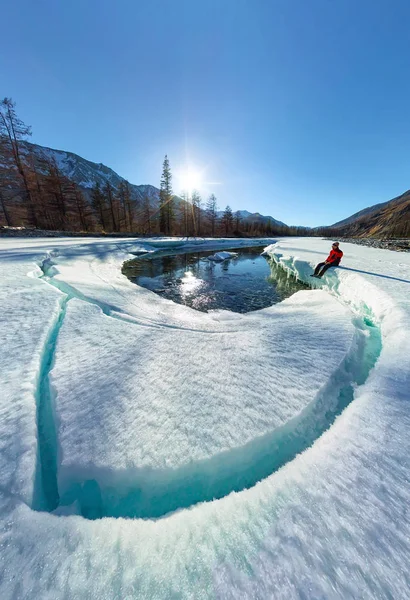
[216,209,287,228]
[330,189,410,238]
[20,141,160,204]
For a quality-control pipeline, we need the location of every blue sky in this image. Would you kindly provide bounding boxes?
[2,0,410,226]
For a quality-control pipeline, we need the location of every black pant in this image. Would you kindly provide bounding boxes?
[314,261,338,277]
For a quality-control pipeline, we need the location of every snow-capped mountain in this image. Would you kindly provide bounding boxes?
[216,209,287,228]
[21,141,160,204]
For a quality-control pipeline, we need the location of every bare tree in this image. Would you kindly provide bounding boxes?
[124,181,135,232]
[234,210,242,233]
[73,187,94,231]
[0,188,11,226]
[0,167,13,226]
[104,181,118,232]
[0,97,37,226]
[91,182,107,230]
[143,194,152,235]
[45,157,69,229]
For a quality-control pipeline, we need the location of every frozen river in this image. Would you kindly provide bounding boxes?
[0,236,409,599]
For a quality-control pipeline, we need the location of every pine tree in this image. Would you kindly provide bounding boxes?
[0,97,37,226]
[206,194,218,237]
[159,155,173,235]
[222,205,234,235]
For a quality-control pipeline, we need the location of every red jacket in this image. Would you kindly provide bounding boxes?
[326,248,343,264]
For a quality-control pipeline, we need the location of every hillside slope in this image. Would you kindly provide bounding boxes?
[334,189,410,238]
[331,199,392,228]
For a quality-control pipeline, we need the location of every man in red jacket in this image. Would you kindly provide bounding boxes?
[311,242,343,278]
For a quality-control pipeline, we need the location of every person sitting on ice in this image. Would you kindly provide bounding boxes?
[311,241,343,278]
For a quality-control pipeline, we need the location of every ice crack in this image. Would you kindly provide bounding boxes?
[32,291,70,512]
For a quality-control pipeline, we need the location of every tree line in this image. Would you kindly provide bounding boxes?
[1,97,320,238]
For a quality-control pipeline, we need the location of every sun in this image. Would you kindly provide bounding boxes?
[178,168,203,195]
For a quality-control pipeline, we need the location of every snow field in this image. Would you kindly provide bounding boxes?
[0,236,409,599]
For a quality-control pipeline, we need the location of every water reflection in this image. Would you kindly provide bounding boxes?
[123,247,310,313]
[181,271,203,296]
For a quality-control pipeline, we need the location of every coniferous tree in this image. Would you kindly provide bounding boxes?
[222,205,234,235]
[159,155,173,235]
[206,194,218,237]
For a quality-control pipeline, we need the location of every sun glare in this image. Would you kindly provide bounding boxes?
[178,168,203,194]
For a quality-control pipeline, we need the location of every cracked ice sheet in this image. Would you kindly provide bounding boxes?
[52,290,354,501]
[0,235,271,505]
[1,236,410,599]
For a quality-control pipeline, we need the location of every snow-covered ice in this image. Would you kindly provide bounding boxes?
[0,235,409,599]
[52,290,354,518]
